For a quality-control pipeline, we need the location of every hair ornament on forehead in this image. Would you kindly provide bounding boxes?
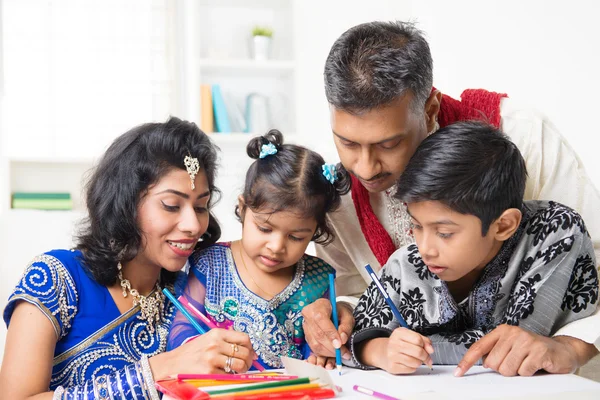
[259,142,278,159]
[322,163,338,184]
[184,154,200,190]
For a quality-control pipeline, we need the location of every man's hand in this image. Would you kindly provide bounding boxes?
[455,324,598,377]
[302,298,354,360]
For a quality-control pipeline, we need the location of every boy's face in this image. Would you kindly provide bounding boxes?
[407,201,503,282]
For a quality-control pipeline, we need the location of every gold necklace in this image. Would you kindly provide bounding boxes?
[237,243,278,298]
[117,262,164,333]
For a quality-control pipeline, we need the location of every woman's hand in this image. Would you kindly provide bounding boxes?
[151,328,257,379]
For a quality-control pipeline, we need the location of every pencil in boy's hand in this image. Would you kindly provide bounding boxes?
[177,295,266,372]
[162,288,207,334]
[328,273,343,375]
[363,264,408,328]
[364,264,433,369]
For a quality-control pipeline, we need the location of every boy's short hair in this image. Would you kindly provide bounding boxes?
[395,121,527,235]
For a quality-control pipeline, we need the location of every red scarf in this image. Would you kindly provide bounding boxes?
[351,88,507,267]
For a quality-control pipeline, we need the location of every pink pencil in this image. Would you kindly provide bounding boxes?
[177,296,266,372]
[177,373,298,381]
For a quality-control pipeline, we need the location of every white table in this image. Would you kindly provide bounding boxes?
[163,366,600,400]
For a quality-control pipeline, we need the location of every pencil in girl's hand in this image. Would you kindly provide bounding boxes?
[363,264,408,328]
[328,273,343,375]
[177,295,266,372]
[163,288,207,334]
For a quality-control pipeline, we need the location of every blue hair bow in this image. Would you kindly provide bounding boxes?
[322,163,337,184]
[259,143,278,159]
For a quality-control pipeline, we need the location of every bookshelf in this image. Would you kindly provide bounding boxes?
[176,0,298,138]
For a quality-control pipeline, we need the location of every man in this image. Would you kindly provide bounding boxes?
[302,20,600,377]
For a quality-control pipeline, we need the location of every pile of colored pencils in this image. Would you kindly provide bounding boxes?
[155,373,336,399]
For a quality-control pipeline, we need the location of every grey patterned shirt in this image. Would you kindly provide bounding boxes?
[351,200,599,368]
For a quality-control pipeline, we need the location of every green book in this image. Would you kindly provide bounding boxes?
[12,198,73,210]
[12,192,71,200]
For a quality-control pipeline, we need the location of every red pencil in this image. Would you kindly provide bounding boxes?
[178,296,266,372]
[215,388,336,400]
[178,373,298,381]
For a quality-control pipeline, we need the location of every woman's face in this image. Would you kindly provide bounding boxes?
[134,167,211,274]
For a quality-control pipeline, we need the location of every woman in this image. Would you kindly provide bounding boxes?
[0,117,256,399]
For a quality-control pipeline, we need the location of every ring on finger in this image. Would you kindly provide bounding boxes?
[230,343,239,357]
[224,356,233,373]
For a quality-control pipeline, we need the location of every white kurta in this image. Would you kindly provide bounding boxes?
[316,97,600,355]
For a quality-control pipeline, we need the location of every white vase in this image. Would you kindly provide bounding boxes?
[252,35,271,61]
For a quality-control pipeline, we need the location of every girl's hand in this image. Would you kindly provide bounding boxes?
[151,329,257,379]
[306,354,336,370]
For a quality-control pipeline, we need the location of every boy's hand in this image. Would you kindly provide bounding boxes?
[359,328,434,374]
[306,354,337,370]
[455,324,597,377]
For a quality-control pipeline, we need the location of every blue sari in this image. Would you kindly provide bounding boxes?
[3,249,184,390]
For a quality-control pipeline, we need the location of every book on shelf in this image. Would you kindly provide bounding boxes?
[211,84,231,133]
[223,92,247,133]
[200,84,214,133]
[11,192,73,210]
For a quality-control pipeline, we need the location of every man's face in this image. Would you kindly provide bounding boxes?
[330,94,429,193]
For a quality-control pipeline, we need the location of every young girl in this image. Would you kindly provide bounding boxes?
[168,129,350,370]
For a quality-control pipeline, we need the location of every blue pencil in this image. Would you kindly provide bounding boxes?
[364,264,409,328]
[162,288,207,334]
[328,273,343,375]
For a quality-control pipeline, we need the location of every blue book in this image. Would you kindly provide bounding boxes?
[211,84,231,133]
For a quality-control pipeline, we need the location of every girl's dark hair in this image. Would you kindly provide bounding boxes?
[76,116,221,286]
[236,129,350,245]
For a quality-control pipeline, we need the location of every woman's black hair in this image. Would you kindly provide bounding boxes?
[76,116,221,286]
[235,129,350,244]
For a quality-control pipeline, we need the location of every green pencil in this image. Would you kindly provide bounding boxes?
[205,377,314,395]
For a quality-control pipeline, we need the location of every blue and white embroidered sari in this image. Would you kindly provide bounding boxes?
[168,243,334,369]
[3,249,184,390]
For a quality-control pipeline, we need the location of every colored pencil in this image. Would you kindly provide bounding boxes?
[162,288,207,334]
[210,383,323,397]
[205,377,314,395]
[364,264,408,328]
[215,387,336,400]
[178,373,298,381]
[154,379,209,400]
[178,295,266,372]
[353,384,401,400]
[328,273,343,375]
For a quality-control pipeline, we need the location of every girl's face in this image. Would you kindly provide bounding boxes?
[240,203,318,274]
[133,167,211,274]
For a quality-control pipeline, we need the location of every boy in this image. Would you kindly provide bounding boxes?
[350,121,599,375]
